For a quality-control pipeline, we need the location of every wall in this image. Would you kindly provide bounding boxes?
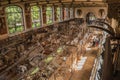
[0,6,8,39]
[0,3,32,39]
[75,7,107,19]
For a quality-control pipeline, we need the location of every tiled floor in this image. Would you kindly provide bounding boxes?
[69,47,98,80]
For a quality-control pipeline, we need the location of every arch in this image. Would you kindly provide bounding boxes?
[56,7,61,22]
[64,7,69,20]
[5,5,24,34]
[31,6,41,28]
[76,9,82,17]
[86,12,96,25]
[95,20,114,35]
[46,6,53,24]
[88,25,114,36]
[99,9,105,18]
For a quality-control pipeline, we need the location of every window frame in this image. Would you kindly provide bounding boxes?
[31,5,42,28]
[46,6,53,25]
[70,8,74,19]
[56,7,61,22]
[5,5,24,34]
[64,7,69,20]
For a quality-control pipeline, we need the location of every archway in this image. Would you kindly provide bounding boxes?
[86,12,96,25]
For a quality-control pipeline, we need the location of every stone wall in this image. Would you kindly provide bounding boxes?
[75,7,107,19]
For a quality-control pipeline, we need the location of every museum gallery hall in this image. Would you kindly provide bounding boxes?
[0,0,120,80]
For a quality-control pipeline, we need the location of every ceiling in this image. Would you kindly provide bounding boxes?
[106,0,120,3]
[0,0,106,7]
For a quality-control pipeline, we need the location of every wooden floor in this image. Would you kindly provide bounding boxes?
[69,47,98,80]
[114,71,120,80]
[114,59,120,80]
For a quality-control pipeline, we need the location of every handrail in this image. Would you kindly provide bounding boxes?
[95,21,115,35]
[88,25,115,36]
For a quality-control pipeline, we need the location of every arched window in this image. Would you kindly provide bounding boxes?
[56,7,61,22]
[76,9,82,17]
[46,6,53,25]
[99,9,105,19]
[64,8,69,20]
[70,8,73,18]
[6,6,24,34]
[31,6,41,28]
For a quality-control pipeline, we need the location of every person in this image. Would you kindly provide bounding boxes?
[95,37,99,46]
[92,38,96,47]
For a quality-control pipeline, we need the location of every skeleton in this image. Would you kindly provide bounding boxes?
[17,65,27,74]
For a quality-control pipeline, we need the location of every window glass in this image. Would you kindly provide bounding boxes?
[6,6,24,34]
[64,8,69,20]
[46,6,53,24]
[56,7,61,22]
[31,6,41,28]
